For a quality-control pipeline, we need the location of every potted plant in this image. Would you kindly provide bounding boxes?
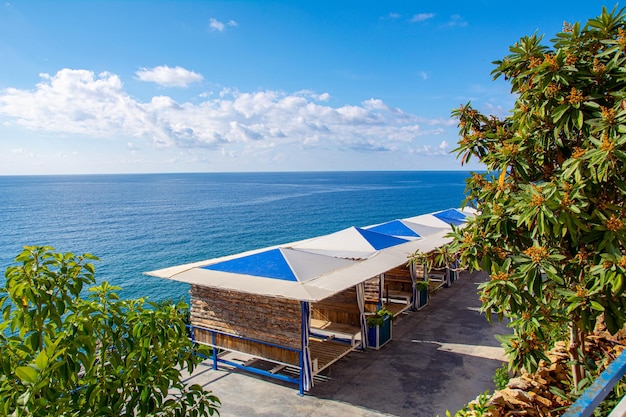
[415,279,429,310]
[366,306,393,349]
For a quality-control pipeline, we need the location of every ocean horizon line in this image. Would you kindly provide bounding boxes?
[0,168,482,178]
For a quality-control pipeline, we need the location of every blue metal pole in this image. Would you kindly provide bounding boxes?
[299,350,304,396]
[563,350,626,417]
[211,330,218,371]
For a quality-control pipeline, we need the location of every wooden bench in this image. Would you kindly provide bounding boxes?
[385,289,412,304]
[310,319,362,347]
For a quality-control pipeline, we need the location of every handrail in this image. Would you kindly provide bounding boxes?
[188,323,301,353]
[563,349,626,417]
[187,324,306,395]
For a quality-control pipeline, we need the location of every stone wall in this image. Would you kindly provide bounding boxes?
[190,285,302,352]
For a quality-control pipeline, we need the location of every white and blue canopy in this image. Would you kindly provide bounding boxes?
[145,208,473,302]
[290,226,408,260]
[202,247,358,282]
[364,219,448,240]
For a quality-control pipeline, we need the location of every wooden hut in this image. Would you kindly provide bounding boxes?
[145,208,473,394]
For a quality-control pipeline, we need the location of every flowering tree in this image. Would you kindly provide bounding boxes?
[447,7,626,387]
[0,246,220,416]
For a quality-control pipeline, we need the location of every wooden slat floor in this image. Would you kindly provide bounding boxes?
[309,339,358,375]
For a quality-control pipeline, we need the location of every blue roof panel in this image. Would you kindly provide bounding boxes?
[202,248,297,281]
[367,220,421,238]
[356,227,409,250]
[433,209,466,226]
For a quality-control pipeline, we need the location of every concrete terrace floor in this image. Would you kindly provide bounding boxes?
[183,270,511,417]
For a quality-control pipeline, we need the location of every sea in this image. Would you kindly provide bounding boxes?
[0,171,472,303]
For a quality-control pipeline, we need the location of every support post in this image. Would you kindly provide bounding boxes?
[211,330,218,370]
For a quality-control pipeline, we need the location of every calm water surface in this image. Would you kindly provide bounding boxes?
[0,171,471,301]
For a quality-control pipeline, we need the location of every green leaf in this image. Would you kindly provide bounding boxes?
[15,366,39,385]
[551,104,570,123]
[590,301,605,311]
[34,349,49,371]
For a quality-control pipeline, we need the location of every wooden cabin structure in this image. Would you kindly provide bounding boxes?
[145,208,473,394]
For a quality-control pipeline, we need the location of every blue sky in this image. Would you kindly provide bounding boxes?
[0,1,611,174]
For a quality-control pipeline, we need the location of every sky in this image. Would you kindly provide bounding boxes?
[0,0,613,175]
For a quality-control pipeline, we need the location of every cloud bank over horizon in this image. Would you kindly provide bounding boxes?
[0,68,454,159]
[135,65,204,87]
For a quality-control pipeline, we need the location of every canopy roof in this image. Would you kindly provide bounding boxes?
[432,208,468,226]
[202,247,357,282]
[145,208,471,302]
[289,226,408,260]
[364,219,448,240]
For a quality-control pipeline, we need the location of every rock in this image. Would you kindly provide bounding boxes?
[508,376,534,391]
[488,391,507,408]
[527,391,553,408]
[499,388,533,407]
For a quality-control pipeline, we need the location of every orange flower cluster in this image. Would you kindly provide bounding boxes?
[567,87,584,104]
[502,142,519,155]
[600,134,615,152]
[601,106,616,124]
[618,28,626,49]
[544,82,560,98]
[605,214,623,231]
[524,246,548,263]
[565,53,578,66]
[561,192,572,207]
[575,248,588,264]
[490,271,510,281]
[592,58,605,74]
[528,56,543,69]
[618,256,626,268]
[562,21,573,33]
[531,192,546,207]
[495,247,508,259]
[543,53,559,71]
[471,173,486,186]
[572,147,586,159]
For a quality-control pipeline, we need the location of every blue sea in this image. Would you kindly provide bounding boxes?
[0,171,471,302]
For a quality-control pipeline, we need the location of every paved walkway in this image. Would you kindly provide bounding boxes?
[184,270,510,417]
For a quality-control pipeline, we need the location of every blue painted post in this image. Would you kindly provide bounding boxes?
[562,350,626,417]
[299,350,304,397]
[211,330,218,371]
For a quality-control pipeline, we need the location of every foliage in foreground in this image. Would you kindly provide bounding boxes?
[0,246,220,417]
[446,5,626,390]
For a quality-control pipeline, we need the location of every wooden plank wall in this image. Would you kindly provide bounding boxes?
[193,329,300,366]
[414,263,426,279]
[311,287,360,327]
[364,276,380,303]
[364,276,381,312]
[384,265,413,293]
[190,285,302,364]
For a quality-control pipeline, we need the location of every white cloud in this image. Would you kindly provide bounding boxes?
[135,65,203,87]
[445,14,468,27]
[418,71,428,80]
[0,68,454,157]
[209,17,238,32]
[12,148,34,158]
[408,139,450,156]
[410,13,435,23]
